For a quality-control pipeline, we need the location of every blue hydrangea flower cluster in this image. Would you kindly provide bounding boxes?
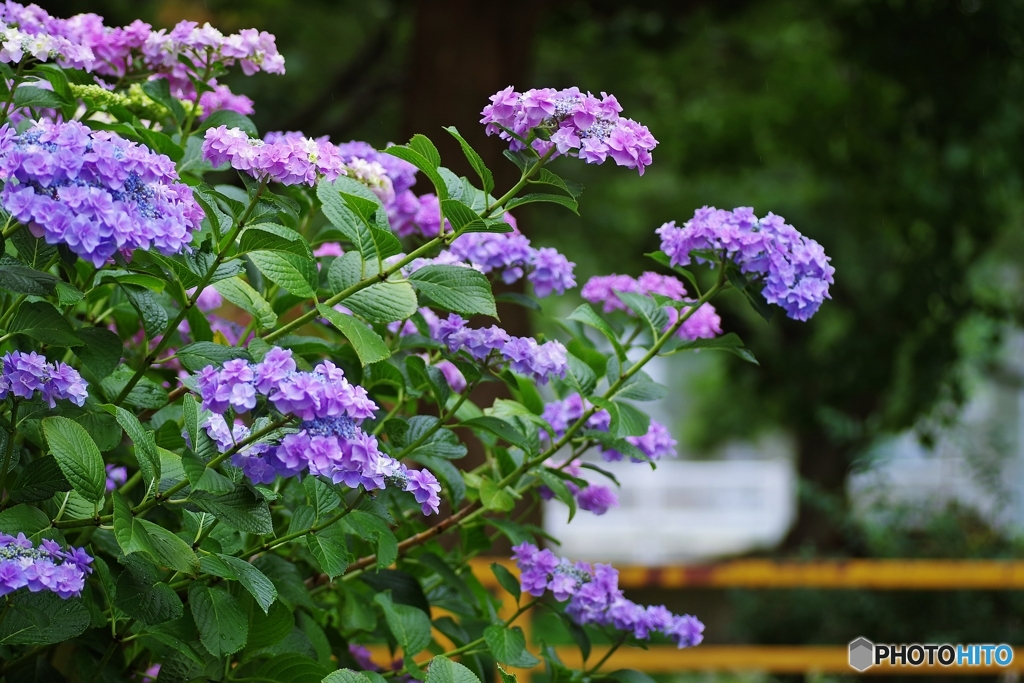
[0,351,88,408]
[481,86,658,175]
[0,120,203,267]
[0,533,93,600]
[512,543,703,648]
[658,207,835,321]
[433,313,568,384]
[195,348,441,515]
[581,272,722,341]
[447,227,576,298]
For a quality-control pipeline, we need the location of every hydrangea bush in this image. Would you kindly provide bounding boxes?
[0,5,834,683]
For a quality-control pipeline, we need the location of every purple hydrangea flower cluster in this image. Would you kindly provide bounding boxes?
[0,350,88,408]
[0,532,93,600]
[446,227,577,298]
[481,86,658,175]
[195,347,441,514]
[105,463,127,492]
[433,313,568,384]
[0,120,203,266]
[542,393,677,463]
[198,83,254,120]
[0,3,96,69]
[512,543,703,648]
[657,207,835,321]
[581,272,721,342]
[202,127,345,186]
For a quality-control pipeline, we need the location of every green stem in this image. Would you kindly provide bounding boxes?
[113,180,268,406]
[392,387,474,460]
[585,633,629,675]
[483,147,556,217]
[0,61,25,122]
[372,389,405,436]
[0,401,19,503]
[87,620,133,683]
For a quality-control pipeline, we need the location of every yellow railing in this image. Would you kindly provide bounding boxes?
[361,558,1024,675]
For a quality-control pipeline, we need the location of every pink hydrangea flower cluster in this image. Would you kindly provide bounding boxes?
[582,272,722,341]
[481,86,658,174]
[202,127,346,186]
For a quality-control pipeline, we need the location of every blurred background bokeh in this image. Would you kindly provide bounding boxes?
[42,0,1024,678]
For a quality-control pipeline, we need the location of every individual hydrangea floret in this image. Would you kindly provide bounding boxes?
[0,533,92,600]
[511,542,703,648]
[0,350,88,408]
[481,86,658,174]
[105,464,127,492]
[657,207,834,321]
[405,469,442,515]
[0,120,204,266]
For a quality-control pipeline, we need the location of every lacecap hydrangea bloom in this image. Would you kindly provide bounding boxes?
[512,543,703,647]
[658,207,834,321]
[481,86,658,174]
[202,127,345,187]
[0,120,203,266]
[195,348,441,514]
[0,533,93,600]
[0,351,88,408]
[582,272,722,341]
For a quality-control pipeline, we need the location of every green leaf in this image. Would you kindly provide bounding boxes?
[441,199,486,233]
[375,592,432,656]
[324,670,373,683]
[408,265,497,317]
[384,146,449,200]
[444,127,494,195]
[190,486,274,534]
[490,563,521,602]
[564,352,598,398]
[190,583,249,657]
[614,375,669,402]
[317,177,401,262]
[484,625,539,667]
[257,654,329,683]
[303,476,341,520]
[0,591,90,645]
[107,404,160,487]
[141,78,185,122]
[72,327,122,379]
[529,168,583,198]
[120,283,169,340]
[409,133,442,168]
[245,599,294,650]
[196,109,258,136]
[115,556,184,625]
[214,276,278,328]
[199,553,278,614]
[662,331,758,364]
[406,355,450,408]
[567,303,626,361]
[41,416,104,503]
[614,401,651,438]
[112,490,157,558]
[240,225,310,257]
[7,301,81,347]
[425,655,482,683]
[537,469,576,521]
[101,366,168,409]
[318,304,390,365]
[479,479,515,512]
[497,666,517,683]
[10,455,70,503]
[306,529,352,579]
[54,281,85,306]
[249,249,318,298]
[0,258,58,295]
[178,342,251,373]
[10,226,55,268]
[137,518,200,575]
[504,193,578,214]
[345,510,398,570]
[329,251,418,323]
[13,85,64,110]
[460,416,531,453]
[615,291,669,340]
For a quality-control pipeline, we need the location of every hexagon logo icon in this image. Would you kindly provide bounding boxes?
[849,637,874,671]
